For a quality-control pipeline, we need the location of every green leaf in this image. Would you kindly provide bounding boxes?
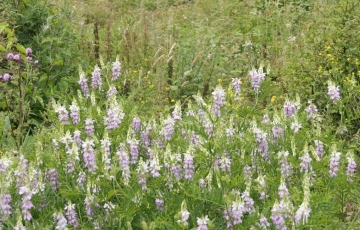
[170,86,179,91]
[0,45,6,52]
[16,44,26,54]
[0,22,8,34]
[107,189,117,200]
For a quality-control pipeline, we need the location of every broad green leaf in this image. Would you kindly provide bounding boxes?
[16,44,26,54]
[0,45,6,52]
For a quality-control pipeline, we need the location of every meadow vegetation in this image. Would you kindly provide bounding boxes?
[0,0,360,229]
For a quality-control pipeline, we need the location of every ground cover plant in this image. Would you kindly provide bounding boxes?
[0,0,360,229]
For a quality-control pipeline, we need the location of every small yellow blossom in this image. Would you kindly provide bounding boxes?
[271,96,276,103]
[171,99,175,103]
[217,78,222,83]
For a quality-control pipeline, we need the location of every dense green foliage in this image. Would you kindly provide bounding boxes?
[0,0,359,229]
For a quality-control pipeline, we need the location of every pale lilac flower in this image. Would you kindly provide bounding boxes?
[54,212,68,230]
[25,48,33,56]
[100,136,112,171]
[197,215,210,230]
[290,121,302,133]
[55,106,69,124]
[106,105,125,130]
[304,102,318,118]
[177,209,190,226]
[85,118,95,137]
[314,140,324,160]
[111,61,121,81]
[106,86,118,98]
[300,152,312,173]
[69,102,80,124]
[262,114,270,124]
[19,186,33,221]
[65,202,79,228]
[278,151,292,178]
[232,78,241,94]
[272,126,284,142]
[91,65,102,89]
[283,101,297,117]
[117,144,131,184]
[242,190,255,213]
[26,56,32,62]
[77,172,86,189]
[183,153,194,180]
[155,198,164,211]
[149,155,162,178]
[212,85,226,116]
[199,179,206,188]
[254,128,269,160]
[82,139,97,172]
[34,60,39,68]
[256,215,270,229]
[78,75,89,97]
[162,116,175,141]
[137,160,148,190]
[13,54,21,62]
[2,73,10,82]
[219,154,231,174]
[0,194,12,217]
[327,83,341,102]
[329,151,341,177]
[295,202,311,225]
[128,139,139,164]
[73,130,82,147]
[84,194,96,216]
[46,169,59,190]
[278,181,289,199]
[255,174,267,200]
[6,53,14,61]
[132,117,141,132]
[249,69,266,93]
[346,152,357,182]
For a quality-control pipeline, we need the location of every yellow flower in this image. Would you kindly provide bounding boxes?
[326,46,331,50]
[171,99,175,103]
[217,78,222,83]
[271,96,276,103]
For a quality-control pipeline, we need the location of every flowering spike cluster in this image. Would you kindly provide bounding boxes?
[106,103,125,130]
[91,66,102,89]
[85,118,95,137]
[137,159,148,190]
[304,101,318,118]
[54,212,68,230]
[329,151,341,177]
[183,153,194,180]
[78,72,89,97]
[82,139,97,172]
[231,78,241,95]
[69,101,80,124]
[212,85,226,116]
[111,60,121,81]
[327,81,341,102]
[283,100,297,118]
[64,202,79,228]
[249,69,266,93]
[197,215,210,230]
[46,168,59,190]
[55,106,69,124]
[117,144,131,184]
[19,186,33,221]
[346,152,357,182]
